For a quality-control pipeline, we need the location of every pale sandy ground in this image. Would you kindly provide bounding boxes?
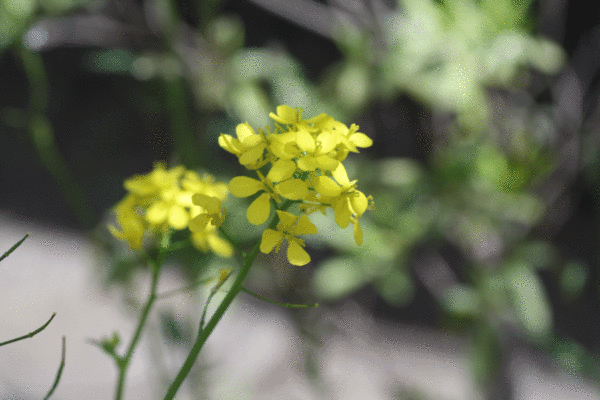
[0,212,598,400]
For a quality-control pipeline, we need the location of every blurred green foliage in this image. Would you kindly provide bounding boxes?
[3,0,600,397]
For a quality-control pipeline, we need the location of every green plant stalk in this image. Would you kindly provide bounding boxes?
[0,234,29,263]
[20,49,95,229]
[115,263,161,400]
[0,312,56,347]
[163,206,287,400]
[44,336,66,400]
[240,287,319,309]
[115,232,170,400]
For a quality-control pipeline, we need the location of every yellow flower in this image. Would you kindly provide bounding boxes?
[108,194,146,250]
[189,194,226,230]
[228,171,308,225]
[260,210,318,266]
[329,122,373,162]
[313,163,371,245]
[218,123,269,169]
[110,164,232,256]
[268,129,340,172]
[190,227,233,257]
[218,104,375,249]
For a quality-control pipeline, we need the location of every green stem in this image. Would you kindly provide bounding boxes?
[20,49,95,229]
[0,312,56,347]
[240,287,319,309]
[0,234,29,263]
[115,232,170,400]
[115,263,161,400]
[163,209,286,400]
[44,336,66,400]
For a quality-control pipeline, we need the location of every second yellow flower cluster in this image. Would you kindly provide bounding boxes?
[109,164,232,257]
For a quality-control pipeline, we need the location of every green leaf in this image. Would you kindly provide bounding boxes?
[313,258,364,300]
[469,321,502,386]
[506,264,552,340]
[559,262,588,302]
[442,285,480,316]
[376,268,415,306]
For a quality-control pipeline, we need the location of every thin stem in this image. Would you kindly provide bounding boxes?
[115,232,171,400]
[44,336,66,400]
[156,276,215,300]
[163,208,287,400]
[115,264,161,400]
[0,313,56,347]
[199,270,232,330]
[20,49,94,229]
[0,234,29,263]
[240,287,319,309]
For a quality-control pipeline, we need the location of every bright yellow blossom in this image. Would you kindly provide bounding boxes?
[108,194,146,250]
[218,122,270,169]
[218,104,374,263]
[109,163,231,256]
[260,210,318,266]
[189,194,226,231]
[313,163,373,245]
[228,171,308,225]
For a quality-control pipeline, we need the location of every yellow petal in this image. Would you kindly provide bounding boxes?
[350,190,368,217]
[239,145,265,166]
[296,215,318,235]
[241,133,263,148]
[350,132,373,148]
[317,131,338,153]
[146,202,169,225]
[314,176,342,197]
[276,179,308,200]
[269,105,297,125]
[334,197,353,228]
[189,214,210,232]
[208,234,234,257]
[192,194,221,212]
[296,156,318,171]
[229,176,263,198]
[190,231,211,252]
[276,210,298,227]
[266,159,296,182]
[260,228,283,253]
[287,241,311,266]
[316,155,339,171]
[235,122,254,141]
[247,192,271,225]
[332,163,351,187]
[218,134,243,155]
[168,205,189,230]
[296,130,316,152]
[109,217,144,250]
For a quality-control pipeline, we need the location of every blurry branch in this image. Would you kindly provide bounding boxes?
[240,286,319,308]
[24,12,160,51]
[249,0,393,41]
[0,234,29,263]
[43,336,66,400]
[156,276,215,299]
[0,313,56,347]
[19,49,95,229]
[248,0,334,38]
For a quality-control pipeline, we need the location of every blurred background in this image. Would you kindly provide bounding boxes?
[2,0,600,399]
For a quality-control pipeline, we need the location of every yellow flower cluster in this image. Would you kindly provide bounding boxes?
[109,163,232,257]
[220,105,374,266]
